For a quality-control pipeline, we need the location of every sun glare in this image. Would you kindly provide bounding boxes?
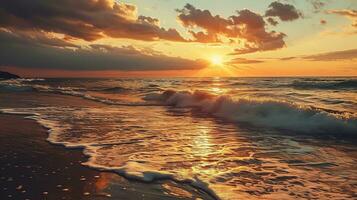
[210,55,223,66]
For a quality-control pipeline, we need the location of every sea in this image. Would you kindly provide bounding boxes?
[1,77,357,199]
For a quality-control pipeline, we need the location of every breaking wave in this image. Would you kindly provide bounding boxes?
[2,79,357,137]
[0,78,41,92]
[144,90,357,137]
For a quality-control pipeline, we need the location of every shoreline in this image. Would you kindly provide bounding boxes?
[0,92,215,200]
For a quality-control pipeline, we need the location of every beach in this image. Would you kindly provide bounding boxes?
[0,92,215,200]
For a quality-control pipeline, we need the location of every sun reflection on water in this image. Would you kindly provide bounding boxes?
[191,128,213,157]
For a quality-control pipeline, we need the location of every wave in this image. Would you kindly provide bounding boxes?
[229,81,250,86]
[92,86,131,93]
[0,78,42,92]
[0,84,35,92]
[290,79,357,90]
[144,90,357,137]
[93,85,161,93]
[3,79,357,137]
[18,78,46,82]
[0,79,138,105]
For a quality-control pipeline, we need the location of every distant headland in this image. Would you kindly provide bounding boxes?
[0,71,20,79]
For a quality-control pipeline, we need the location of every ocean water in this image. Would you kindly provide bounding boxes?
[1,77,357,199]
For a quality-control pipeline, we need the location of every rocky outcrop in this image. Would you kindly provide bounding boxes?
[0,71,20,79]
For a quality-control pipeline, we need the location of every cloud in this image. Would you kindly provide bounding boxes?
[226,57,264,65]
[176,4,286,54]
[0,0,185,42]
[267,17,279,26]
[176,4,232,38]
[280,56,297,61]
[0,30,208,71]
[303,49,357,61]
[327,9,357,18]
[320,19,327,25]
[327,9,357,31]
[277,49,357,61]
[0,29,80,49]
[307,0,327,13]
[265,1,302,21]
[231,9,286,54]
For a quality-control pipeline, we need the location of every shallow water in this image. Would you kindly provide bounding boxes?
[1,77,357,199]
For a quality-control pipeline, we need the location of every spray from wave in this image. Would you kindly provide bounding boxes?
[144,90,357,137]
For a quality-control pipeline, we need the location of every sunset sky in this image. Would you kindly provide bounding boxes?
[0,0,357,77]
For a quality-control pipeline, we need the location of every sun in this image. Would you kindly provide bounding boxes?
[210,55,223,66]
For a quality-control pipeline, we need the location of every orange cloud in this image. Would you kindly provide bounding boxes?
[0,0,185,42]
[327,9,357,32]
[176,4,286,54]
[226,57,264,65]
[303,48,357,61]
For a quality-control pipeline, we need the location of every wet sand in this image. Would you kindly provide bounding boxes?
[0,92,215,200]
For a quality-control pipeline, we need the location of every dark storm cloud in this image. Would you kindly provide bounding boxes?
[0,30,208,71]
[176,4,286,54]
[265,1,302,21]
[0,0,185,42]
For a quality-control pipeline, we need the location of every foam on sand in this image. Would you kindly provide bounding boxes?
[0,107,220,200]
[81,160,220,199]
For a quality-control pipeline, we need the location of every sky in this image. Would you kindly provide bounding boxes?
[0,0,357,77]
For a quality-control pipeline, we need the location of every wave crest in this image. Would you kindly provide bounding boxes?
[144,90,357,137]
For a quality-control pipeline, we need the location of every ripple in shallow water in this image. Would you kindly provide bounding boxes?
[2,106,357,199]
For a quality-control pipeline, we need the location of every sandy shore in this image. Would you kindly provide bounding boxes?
[0,92,215,200]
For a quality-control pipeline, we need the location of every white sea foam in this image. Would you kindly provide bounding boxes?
[82,158,219,199]
[144,90,357,137]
